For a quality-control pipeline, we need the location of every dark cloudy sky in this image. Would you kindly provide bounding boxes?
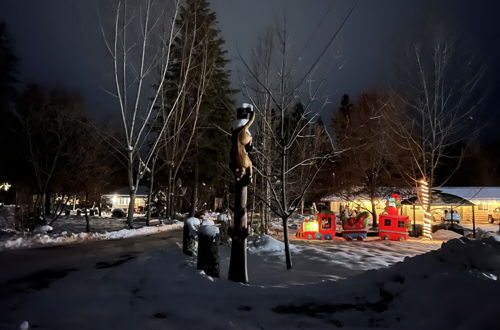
[0,0,499,138]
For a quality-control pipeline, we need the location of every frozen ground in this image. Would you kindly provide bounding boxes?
[1,229,498,330]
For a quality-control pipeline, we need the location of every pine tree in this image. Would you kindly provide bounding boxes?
[0,21,20,184]
[159,0,235,216]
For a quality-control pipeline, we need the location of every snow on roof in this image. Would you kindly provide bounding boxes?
[322,187,500,202]
[436,187,500,201]
[321,188,413,202]
[103,185,149,197]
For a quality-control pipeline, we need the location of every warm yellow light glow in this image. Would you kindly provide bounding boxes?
[0,182,11,191]
[112,195,118,204]
[419,178,432,239]
[303,220,319,232]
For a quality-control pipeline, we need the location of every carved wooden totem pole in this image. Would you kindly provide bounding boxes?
[228,103,255,283]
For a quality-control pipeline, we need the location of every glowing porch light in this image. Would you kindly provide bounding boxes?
[419,178,432,239]
[0,182,11,191]
[112,195,118,204]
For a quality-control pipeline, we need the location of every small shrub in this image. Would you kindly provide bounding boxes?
[112,208,126,218]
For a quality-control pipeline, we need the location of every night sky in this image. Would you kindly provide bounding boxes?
[0,0,499,139]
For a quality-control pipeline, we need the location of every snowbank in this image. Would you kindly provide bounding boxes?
[0,222,183,250]
[248,234,297,253]
[201,219,215,226]
[185,217,201,235]
[217,213,230,222]
[276,237,500,329]
[201,211,219,222]
[198,225,219,237]
[33,225,53,234]
[432,229,462,240]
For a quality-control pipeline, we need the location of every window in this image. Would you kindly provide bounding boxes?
[478,203,488,211]
[398,220,405,228]
[117,197,130,206]
[384,219,391,226]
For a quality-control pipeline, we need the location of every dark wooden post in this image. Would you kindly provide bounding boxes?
[412,204,416,237]
[197,225,220,277]
[472,205,476,238]
[228,104,255,283]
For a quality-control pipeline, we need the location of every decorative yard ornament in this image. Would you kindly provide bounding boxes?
[229,103,255,185]
[378,194,410,241]
[385,194,401,216]
[228,103,255,283]
[419,179,433,239]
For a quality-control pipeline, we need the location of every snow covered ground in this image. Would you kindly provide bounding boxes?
[1,209,500,328]
[2,233,498,329]
[0,220,183,250]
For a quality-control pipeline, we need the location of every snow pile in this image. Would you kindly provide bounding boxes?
[432,229,462,240]
[185,217,201,235]
[217,213,230,222]
[467,227,500,240]
[198,225,219,238]
[278,237,500,328]
[201,211,219,222]
[32,225,53,234]
[19,321,29,330]
[0,222,183,250]
[248,234,297,253]
[201,219,215,226]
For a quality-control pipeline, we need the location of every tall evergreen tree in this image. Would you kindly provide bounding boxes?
[0,21,20,184]
[159,0,235,216]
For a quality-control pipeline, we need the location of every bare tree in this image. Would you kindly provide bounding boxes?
[332,92,409,227]
[391,34,484,238]
[14,85,82,222]
[100,0,185,228]
[239,4,357,269]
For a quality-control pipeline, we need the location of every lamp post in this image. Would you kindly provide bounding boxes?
[419,178,432,239]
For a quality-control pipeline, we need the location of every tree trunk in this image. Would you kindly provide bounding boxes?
[126,150,135,229]
[260,203,265,234]
[44,191,51,217]
[166,163,174,220]
[228,180,249,283]
[127,192,136,229]
[84,206,90,233]
[190,160,199,217]
[283,216,292,269]
[370,198,378,228]
[146,157,156,226]
[281,147,293,270]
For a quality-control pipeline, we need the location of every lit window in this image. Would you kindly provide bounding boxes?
[478,203,488,211]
